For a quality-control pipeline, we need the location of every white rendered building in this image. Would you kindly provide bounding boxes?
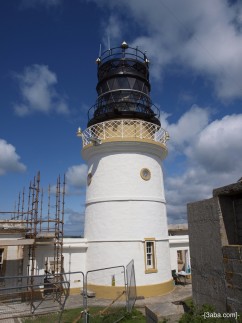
[0,224,189,298]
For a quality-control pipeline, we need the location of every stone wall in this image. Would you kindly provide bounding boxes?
[188,181,242,313]
[222,245,242,312]
[187,198,227,312]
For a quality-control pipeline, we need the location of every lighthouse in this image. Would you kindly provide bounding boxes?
[78,42,173,297]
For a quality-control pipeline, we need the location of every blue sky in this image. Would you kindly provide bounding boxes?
[1,0,242,235]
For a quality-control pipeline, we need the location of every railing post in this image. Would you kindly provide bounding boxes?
[154,125,157,142]
[83,273,88,323]
[103,122,105,140]
[121,120,124,138]
[83,132,86,147]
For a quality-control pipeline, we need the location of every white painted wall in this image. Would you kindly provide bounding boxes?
[29,238,87,289]
[62,238,87,289]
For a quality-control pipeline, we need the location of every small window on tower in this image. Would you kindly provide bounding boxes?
[87,173,92,186]
[144,239,157,273]
[140,168,151,181]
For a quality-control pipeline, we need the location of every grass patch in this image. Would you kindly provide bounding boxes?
[23,307,145,323]
[183,297,193,308]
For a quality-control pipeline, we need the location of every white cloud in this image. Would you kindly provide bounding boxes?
[189,114,242,173]
[65,207,85,236]
[159,110,171,130]
[101,15,123,49]
[163,105,210,152]
[0,139,26,175]
[178,92,195,103]
[13,64,69,116]
[66,164,88,188]
[165,167,213,223]
[91,0,242,100]
[164,110,242,223]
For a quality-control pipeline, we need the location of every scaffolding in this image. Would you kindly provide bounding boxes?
[0,171,65,284]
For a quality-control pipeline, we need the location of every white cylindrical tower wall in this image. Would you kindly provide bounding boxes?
[82,140,173,297]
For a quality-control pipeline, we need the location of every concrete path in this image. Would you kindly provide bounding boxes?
[138,283,192,322]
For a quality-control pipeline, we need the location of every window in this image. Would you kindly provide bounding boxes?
[146,242,153,267]
[140,168,151,181]
[127,77,136,89]
[144,239,157,273]
[87,173,92,186]
[118,77,130,89]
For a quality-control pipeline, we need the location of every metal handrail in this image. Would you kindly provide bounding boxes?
[99,45,148,65]
[81,119,169,148]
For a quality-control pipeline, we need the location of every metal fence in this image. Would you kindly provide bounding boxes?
[84,265,127,323]
[126,259,137,312]
[0,261,136,322]
[0,273,70,322]
[81,261,137,322]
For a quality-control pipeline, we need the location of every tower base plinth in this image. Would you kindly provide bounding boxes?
[86,279,174,299]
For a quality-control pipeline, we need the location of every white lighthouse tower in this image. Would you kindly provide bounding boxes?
[78,42,173,298]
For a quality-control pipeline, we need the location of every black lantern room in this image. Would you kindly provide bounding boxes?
[87,41,160,127]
